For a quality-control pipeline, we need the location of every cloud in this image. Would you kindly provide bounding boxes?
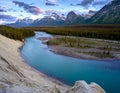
[0,7,6,12]
[93,0,109,6]
[0,9,6,12]
[43,10,63,17]
[0,14,17,22]
[45,2,56,6]
[13,1,42,15]
[43,10,55,15]
[45,0,58,6]
[77,0,94,6]
[70,3,75,6]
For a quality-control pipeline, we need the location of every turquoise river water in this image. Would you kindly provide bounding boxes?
[21,32,120,93]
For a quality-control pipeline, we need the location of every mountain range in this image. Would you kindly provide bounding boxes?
[89,0,120,24]
[8,0,120,27]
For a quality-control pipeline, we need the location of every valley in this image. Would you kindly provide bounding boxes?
[0,0,120,93]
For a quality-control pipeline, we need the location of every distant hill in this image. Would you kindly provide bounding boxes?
[8,13,65,27]
[31,11,85,26]
[89,0,120,24]
[8,18,34,27]
[31,17,65,27]
[31,17,56,26]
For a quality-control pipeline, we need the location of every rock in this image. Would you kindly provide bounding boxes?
[49,86,61,93]
[65,11,85,25]
[66,81,105,93]
[89,0,120,24]
[65,11,78,24]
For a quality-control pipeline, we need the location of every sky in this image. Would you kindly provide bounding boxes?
[0,0,112,24]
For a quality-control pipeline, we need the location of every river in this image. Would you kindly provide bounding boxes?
[21,32,120,93]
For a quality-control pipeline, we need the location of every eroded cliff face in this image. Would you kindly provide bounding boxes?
[0,34,105,93]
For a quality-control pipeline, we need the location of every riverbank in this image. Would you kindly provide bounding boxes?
[41,35,120,60]
[0,34,69,93]
[0,34,106,93]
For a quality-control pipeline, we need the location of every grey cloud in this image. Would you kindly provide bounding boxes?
[77,0,94,6]
[7,8,17,12]
[70,3,75,6]
[45,0,57,6]
[93,1,109,6]
[45,2,56,6]
[0,14,17,22]
[0,9,6,12]
[13,1,42,15]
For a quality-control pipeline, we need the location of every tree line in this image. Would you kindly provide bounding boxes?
[25,24,120,41]
[0,25,35,41]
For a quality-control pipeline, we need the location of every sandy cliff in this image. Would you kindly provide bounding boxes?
[0,34,105,93]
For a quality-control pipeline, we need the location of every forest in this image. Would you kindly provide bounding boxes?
[25,24,120,41]
[0,24,120,41]
[0,25,34,41]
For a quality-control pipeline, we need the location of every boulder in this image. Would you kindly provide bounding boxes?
[66,81,105,93]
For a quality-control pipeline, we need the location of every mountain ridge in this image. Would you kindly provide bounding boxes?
[89,0,120,24]
[7,0,120,27]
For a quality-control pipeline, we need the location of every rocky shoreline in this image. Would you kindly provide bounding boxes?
[0,34,105,93]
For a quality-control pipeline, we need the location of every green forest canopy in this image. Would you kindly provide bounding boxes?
[0,25,34,41]
[0,24,120,41]
[26,24,120,41]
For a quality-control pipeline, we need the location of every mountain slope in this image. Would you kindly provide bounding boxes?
[89,0,120,24]
[7,0,120,27]
[65,11,85,25]
[31,17,65,26]
[65,11,78,24]
[32,17,56,26]
[8,18,34,27]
